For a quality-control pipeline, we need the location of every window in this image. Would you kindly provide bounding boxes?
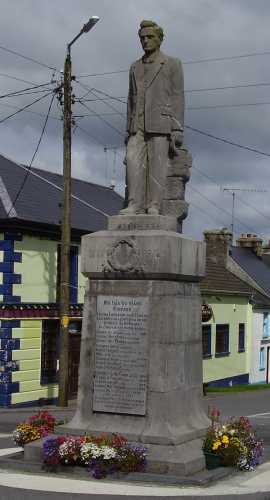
[238,323,245,352]
[215,324,229,357]
[202,325,212,358]
[41,320,59,384]
[263,313,270,338]
[259,347,265,370]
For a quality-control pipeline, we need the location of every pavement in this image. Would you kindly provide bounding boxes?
[0,396,268,498]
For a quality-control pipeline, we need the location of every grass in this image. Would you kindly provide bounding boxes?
[206,383,270,393]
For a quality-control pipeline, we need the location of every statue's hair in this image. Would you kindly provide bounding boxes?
[138,20,164,42]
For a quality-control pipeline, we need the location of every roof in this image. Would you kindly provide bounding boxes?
[231,246,270,297]
[200,252,253,296]
[201,240,270,307]
[0,154,123,234]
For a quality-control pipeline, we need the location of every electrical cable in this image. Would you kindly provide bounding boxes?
[0,82,55,100]
[7,92,56,216]
[0,90,54,125]
[0,44,59,72]
[186,125,270,158]
[77,100,124,137]
[188,183,266,238]
[0,72,40,86]
[77,48,270,78]
[6,159,111,218]
[77,81,270,99]
[0,101,61,121]
[76,86,270,158]
[188,199,228,227]
[192,164,270,224]
[75,124,109,147]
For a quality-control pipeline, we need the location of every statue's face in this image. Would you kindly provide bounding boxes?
[139,27,161,54]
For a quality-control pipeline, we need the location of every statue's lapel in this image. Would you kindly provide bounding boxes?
[145,52,166,88]
[133,60,144,89]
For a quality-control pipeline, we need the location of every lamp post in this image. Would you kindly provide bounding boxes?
[58,16,100,407]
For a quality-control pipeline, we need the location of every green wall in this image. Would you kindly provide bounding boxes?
[14,236,58,302]
[13,235,85,303]
[202,294,251,383]
[11,320,58,405]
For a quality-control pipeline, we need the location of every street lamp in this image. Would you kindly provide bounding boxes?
[58,16,100,407]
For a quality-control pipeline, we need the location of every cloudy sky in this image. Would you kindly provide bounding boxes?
[1,0,270,241]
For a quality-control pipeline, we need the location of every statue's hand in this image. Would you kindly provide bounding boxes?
[169,130,183,156]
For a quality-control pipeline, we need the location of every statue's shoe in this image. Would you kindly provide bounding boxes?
[119,206,145,215]
[147,207,160,215]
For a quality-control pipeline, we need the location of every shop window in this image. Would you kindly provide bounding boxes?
[215,324,229,357]
[238,323,245,352]
[202,325,211,358]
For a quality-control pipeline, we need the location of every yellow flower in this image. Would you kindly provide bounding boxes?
[222,435,229,444]
[212,440,221,450]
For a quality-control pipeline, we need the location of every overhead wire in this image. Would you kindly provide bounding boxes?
[7,92,57,215]
[0,82,55,100]
[6,160,111,218]
[0,101,61,121]
[192,163,270,224]
[0,44,59,72]
[186,125,270,158]
[0,90,55,125]
[76,86,270,158]
[0,72,40,86]
[77,48,270,78]
[187,183,266,238]
[77,99,124,137]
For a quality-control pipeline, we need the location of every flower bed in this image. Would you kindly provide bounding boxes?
[203,406,263,470]
[13,410,57,446]
[13,413,147,479]
[43,433,147,479]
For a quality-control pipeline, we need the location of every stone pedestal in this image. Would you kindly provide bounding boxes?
[58,215,208,475]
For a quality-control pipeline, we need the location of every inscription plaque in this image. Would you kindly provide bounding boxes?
[93,295,149,415]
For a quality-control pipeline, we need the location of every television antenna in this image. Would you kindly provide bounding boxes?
[223,187,267,236]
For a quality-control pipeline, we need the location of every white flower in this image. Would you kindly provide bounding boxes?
[100,446,117,460]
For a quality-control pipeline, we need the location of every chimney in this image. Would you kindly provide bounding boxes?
[203,228,232,265]
[236,233,263,256]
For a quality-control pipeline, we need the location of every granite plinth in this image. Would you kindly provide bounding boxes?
[40,216,208,476]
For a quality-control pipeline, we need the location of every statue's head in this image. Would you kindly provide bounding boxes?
[138,20,164,54]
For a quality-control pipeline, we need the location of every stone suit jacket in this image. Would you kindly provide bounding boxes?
[126,51,184,136]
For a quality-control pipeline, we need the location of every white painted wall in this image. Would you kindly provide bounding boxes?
[250,310,270,384]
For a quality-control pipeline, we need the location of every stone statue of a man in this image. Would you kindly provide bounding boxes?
[120,20,184,216]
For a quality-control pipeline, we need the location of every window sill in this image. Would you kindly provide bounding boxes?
[259,367,265,371]
[215,352,230,358]
[238,349,245,353]
[203,354,212,359]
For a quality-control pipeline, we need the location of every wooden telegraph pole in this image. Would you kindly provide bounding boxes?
[58,48,72,407]
[58,16,100,407]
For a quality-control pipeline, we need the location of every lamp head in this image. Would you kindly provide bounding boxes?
[83,16,100,32]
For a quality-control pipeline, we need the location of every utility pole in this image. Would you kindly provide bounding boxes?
[58,47,72,407]
[58,16,100,407]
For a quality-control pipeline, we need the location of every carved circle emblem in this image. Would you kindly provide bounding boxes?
[107,239,139,272]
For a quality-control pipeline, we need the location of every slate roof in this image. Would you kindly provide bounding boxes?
[200,252,253,296]
[201,243,270,307]
[0,153,123,234]
[231,246,270,297]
